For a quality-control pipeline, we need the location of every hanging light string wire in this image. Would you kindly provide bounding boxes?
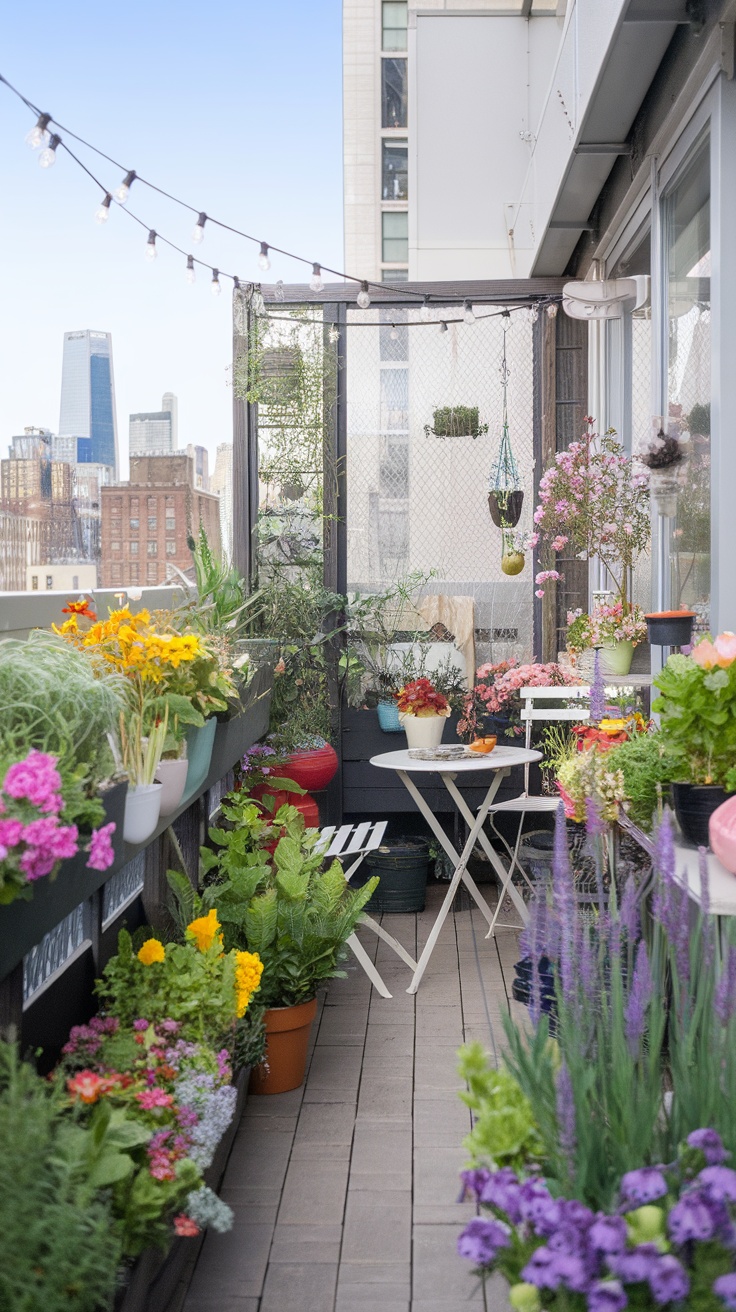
[1,70,562,316]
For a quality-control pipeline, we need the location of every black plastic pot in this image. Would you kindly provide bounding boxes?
[512,956,557,1027]
[488,489,524,528]
[353,838,430,913]
[646,611,695,647]
[671,782,728,849]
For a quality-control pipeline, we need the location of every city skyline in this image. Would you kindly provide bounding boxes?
[0,0,343,477]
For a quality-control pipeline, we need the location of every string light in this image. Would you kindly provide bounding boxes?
[310,263,324,293]
[439,320,448,334]
[38,133,60,168]
[546,303,558,319]
[192,212,207,243]
[185,254,196,284]
[94,193,112,224]
[463,299,475,324]
[114,170,136,203]
[145,229,157,261]
[25,112,50,149]
[211,268,221,297]
[258,242,271,272]
[357,281,371,309]
[420,296,432,321]
[390,326,399,340]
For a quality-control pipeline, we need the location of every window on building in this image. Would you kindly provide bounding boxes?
[382,211,408,263]
[110,540,121,552]
[147,496,157,510]
[382,58,407,129]
[130,496,139,510]
[382,269,409,282]
[72,575,78,590]
[46,575,53,590]
[147,541,158,556]
[379,309,408,362]
[166,540,177,556]
[110,564,122,584]
[148,516,157,531]
[129,563,139,582]
[664,136,711,630]
[166,514,176,532]
[382,1,407,50]
[147,562,158,582]
[130,541,139,555]
[380,434,409,498]
[130,517,139,530]
[31,575,38,590]
[380,367,409,430]
[382,140,408,201]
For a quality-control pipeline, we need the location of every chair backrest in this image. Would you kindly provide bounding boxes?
[518,685,591,793]
[315,820,388,865]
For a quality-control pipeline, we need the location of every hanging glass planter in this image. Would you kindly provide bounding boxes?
[489,313,525,559]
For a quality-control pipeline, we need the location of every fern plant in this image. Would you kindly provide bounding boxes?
[169,799,378,1008]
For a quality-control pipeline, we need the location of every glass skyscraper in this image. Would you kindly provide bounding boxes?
[58,330,119,476]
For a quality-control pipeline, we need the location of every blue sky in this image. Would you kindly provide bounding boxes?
[0,0,343,473]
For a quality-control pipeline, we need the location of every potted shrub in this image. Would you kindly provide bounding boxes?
[653,632,736,846]
[180,795,378,1093]
[395,677,452,749]
[425,406,488,439]
[565,601,648,676]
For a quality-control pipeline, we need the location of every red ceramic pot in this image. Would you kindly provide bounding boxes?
[271,743,338,793]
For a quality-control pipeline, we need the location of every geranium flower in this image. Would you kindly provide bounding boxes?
[137,938,166,966]
[136,1087,174,1110]
[86,822,116,871]
[173,1214,200,1237]
[67,1070,107,1104]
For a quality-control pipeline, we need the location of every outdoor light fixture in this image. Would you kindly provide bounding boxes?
[38,133,60,168]
[25,112,51,148]
[114,170,137,203]
[192,212,207,243]
[185,255,196,284]
[310,263,324,293]
[357,281,371,309]
[258,242,271,272]
[211,268,221,296]
[95,194,112,224]
[562,276,650,320]
[145,230,157,260]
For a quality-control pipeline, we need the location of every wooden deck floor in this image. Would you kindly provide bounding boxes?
[178,883,524,1312]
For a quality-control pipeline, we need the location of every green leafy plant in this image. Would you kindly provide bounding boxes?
[605,732,678,831]
[0,1042,122,1312]
[427,406,488,439]
[179,527,264,646]
[653,644,736,788]
[458,1043,544,1174]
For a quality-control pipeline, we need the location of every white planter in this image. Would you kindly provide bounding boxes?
[399,712,447,750]
[123,783,163,845]
[155,758,189,817]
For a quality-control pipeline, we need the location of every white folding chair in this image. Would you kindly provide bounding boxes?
[485,685,591,936]
[315,820,418,999]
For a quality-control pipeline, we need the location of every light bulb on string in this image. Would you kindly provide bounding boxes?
[357,281,371,309]
[439,320,448,334]
[145,230,157,261]
[95,194,112,224]
[310,263,324,293]
[546,303,558,319]
[192,212,207,243]
[25,113,51,149]
[185,255,196,284]
[463,299,475,324]
[211,268,222,297]
[258,242,271,272]
[390,326,399,341]
[114,170,137,203]
[38,134,60,168]
[420,296,432,321]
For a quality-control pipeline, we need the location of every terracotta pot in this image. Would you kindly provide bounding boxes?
[249,997,318,1095]
[271,743,338,792]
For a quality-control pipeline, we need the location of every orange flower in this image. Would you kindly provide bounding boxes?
[187,909,222,953]
[138,938,166,966]
[67,1070,106,1104]
[62,597,97,620]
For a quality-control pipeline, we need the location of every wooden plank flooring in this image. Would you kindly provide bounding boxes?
[177,884,524,1312]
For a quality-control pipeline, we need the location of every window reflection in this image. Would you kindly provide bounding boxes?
[382,140,408,200]
[382,59,407,128]
[664,140,711,630]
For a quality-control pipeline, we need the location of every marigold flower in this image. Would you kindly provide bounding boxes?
[187,909,222,953]
[138,938,166,966]
[234,950,264,1017]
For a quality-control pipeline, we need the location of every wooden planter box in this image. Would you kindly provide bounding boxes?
[0,780,128,981]
[116,1066,251,1312]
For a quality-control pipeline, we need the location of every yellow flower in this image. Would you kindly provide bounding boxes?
[138,938,166,965]
[187,909,222,953]
[234,950,264,1017]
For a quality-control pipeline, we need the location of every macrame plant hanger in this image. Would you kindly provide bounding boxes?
[488,312,525,574]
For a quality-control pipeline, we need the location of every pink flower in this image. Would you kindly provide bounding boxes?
[3,751,64,813]
[692,639,719,670]
[535,589,545,598]
[551,536,568,552]
[715,632,736,668]
[174,1214,200,1237]
[19,849,57,881]
[136,1087,174,1110]
[86,822,116,871]
[0,819,24,849]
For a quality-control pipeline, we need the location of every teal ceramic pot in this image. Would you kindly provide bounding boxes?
[182,717,217,801]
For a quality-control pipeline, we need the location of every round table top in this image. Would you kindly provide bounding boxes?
[369,745,542,773]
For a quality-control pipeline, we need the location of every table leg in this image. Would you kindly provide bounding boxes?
[443,775,530,932]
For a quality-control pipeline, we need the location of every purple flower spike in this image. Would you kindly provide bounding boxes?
[479,1168,523,1224]
[520,1180,562,1235]
[688,1128,728,1165]
[715,948,736,1027]
[620,1166,668,1206]
[619,875,640,944]
[459,1167,491,1201]
[521,1247,559,1289]
[590,648,606,723]
[667,1189,717,1242]
[552,1252,592,1293]
[648,1254,689,1305]
[700,1166,736,1203]
[589,1215,627,1256]
[456,1217,510,1266]
[553,804,576,1007]
[587,1280,628,1312]
[714,1273,736,1310]
[610,1243,661,1284]
[556,1061,577,1176]
[624,940,653,1054]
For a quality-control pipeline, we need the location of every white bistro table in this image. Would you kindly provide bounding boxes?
[370,745,542,993]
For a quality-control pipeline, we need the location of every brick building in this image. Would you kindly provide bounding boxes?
[99,453,221,589]
[0,453,76,565]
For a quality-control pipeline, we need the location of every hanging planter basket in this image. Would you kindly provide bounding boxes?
[488,488,524,529]
[424,406,488,440]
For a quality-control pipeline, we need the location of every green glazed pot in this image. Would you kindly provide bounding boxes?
[600,640,634,676]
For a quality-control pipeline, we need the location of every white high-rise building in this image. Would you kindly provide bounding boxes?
[161,392,178,448]
[129,410,174,457]
[210,443,233,560]
[58,330,119,476]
